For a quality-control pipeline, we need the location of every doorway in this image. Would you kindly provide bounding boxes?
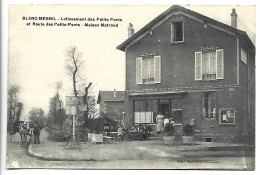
[159,99,170,118]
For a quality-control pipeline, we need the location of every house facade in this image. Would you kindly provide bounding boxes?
[117,6,255,143]
[97,90,126,131]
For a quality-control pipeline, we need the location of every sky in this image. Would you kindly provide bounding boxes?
[7,5,256,121]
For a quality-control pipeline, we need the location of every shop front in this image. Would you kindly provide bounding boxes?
[130,92,187,130]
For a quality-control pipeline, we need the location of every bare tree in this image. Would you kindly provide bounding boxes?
[65,46,84,98]
[65,47,96,146]
[65,46,85,146]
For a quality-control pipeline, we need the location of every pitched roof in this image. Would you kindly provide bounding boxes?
[97,90,125,104]
[116,5,255,52]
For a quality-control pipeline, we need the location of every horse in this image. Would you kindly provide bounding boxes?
[18,123,29,145]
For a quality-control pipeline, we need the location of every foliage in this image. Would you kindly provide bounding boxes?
[7,85,22,132]
[48,82,66,130]
[182,124,195,136]
[28,108,46,128]
[163,123,175,136]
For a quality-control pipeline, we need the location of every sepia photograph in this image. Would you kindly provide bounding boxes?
[2,2,256,171]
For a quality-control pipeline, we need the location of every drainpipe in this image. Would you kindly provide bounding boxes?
[236,36,240,85]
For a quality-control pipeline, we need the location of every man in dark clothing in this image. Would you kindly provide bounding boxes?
[33,121,41,144]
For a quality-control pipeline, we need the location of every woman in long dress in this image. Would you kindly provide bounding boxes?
[156,113,164,133]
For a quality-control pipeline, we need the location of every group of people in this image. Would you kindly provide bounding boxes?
[19,121,41,145]
[117,124,153,141]
[156,111,174,133]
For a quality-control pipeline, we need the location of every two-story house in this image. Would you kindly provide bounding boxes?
[117,6,255,143]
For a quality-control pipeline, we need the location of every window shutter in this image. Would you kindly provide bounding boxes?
[136,57,142,84]
[171,23,175,43]
[216,49,224,79]
[154,56,161,83]
[195,51,202,80]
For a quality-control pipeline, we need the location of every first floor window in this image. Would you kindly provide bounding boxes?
[195,49,224,80]
[202,92,216,119]
[202,51,216,80]
[136,56,161,84]
[142,57,155,84]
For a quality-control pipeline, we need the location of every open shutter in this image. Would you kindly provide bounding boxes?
[136,57,142,84]
[154,56,161,83]
[171,23,175,43]
[195,51,202,80]
[216,49,224,79]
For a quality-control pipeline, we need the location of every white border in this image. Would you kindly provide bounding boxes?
[1,1,259,175]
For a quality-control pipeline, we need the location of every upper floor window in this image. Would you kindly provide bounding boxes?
[136,56,161,84]
[195,49,224,81]
[171,22,184,43]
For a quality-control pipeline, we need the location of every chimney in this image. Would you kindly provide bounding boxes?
[128,23,134,38]
[113,89,116,97]
[231,8,237,28]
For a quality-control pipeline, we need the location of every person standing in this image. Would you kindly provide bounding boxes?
[117,125,123,141]
[156,113,164,133]
[33,121,41,144]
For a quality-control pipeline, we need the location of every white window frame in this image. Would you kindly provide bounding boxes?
[195,49,224,81]
[154,56,161,84]
[136,57,142,84]
[136,56,161,84]
[195,51,202,80]
[216,49,224,79]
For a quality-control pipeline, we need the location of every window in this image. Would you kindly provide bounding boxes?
[171,98,183,124]
[202,51,216,80]
[241,48,247,64]
[171,22,184,43]
[134,100,158,124]
[195,49,224,80]
[136,56,161,84]
[142,57,154,84]
[202,92,216,119]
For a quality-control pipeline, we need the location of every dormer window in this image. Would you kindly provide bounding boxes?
[171,22,184,43]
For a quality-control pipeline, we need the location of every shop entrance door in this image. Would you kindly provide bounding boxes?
[159,99,170,118]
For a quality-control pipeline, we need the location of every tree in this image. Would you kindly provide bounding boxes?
[48,82,66,130]
[7,85,22,132]
[65,46,84,98]
[28,108,46,127]
[64,46,97,145]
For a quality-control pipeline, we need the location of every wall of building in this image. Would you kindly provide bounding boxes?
[238,41,255,143]
[125,13,238,91]
[122,13,255,143]
[100,101,125,118]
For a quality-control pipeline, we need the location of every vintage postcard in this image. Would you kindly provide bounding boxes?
[5,4,255,170]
